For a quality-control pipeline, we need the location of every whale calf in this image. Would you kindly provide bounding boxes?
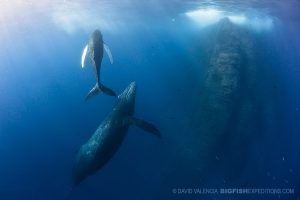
[81,29,116,100]
[72,82,161,186]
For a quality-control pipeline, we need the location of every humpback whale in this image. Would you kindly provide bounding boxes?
[81,29,116,100]
[72,82,161,186]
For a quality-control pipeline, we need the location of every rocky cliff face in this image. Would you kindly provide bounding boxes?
[158,18,282,198]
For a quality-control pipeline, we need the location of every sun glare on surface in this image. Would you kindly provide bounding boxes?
[185,8,274,31]
[228,15,247,25]
[185,8,223,26]
[0,0,125,36]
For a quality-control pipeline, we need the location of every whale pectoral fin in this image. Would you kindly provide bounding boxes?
[81,45,88,68]
[131,117,161,138]
[104,43,113,64]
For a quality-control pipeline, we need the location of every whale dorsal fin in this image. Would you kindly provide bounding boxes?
[81,44,88,68]
[104,43,113,64]
[130,117,161,138]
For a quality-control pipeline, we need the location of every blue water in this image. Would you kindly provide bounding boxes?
[0,1,300,199]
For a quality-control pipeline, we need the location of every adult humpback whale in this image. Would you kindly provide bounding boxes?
[81,29,116,100]
[72,82,161,186]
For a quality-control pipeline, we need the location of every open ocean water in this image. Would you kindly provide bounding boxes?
[0,0,300,199]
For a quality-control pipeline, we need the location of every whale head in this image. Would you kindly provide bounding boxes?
[92,29,103,43]
[117,82,137,116]
[122,81,136,96]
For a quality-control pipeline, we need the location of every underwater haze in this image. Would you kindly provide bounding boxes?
[0,0,300,199]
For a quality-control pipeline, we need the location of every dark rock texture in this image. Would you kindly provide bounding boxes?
[158,18,283,199]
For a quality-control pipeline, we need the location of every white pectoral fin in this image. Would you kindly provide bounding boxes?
[104,43,113,64]
[81,45,88,68]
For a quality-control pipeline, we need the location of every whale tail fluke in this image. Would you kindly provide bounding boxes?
[131,117,162,138]
[85,83,117,101]
[85,83,101,101]
[100,83,117,97]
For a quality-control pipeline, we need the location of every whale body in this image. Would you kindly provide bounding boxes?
[82,29,116,100]
[72,82,161,186]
